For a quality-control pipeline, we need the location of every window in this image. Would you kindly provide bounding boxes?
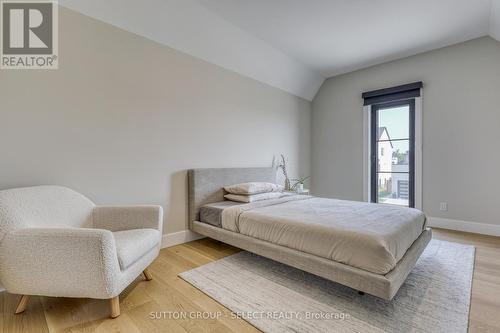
[362,82,422,209]
[371,100,414,207]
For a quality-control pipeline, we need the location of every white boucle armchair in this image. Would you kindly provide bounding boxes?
[0,185,163,318]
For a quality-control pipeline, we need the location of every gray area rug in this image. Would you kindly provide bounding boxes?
[179,239,475,333]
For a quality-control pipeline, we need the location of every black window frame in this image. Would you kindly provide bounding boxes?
[370,99,415,208]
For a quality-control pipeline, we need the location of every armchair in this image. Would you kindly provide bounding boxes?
[0,186,163,318]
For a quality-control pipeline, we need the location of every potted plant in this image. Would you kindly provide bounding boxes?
[292,176,310,193]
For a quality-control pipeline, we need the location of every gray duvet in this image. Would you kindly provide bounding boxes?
[200,201,242,227]
[221,196,426,274]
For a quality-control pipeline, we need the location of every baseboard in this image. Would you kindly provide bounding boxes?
[427,217,500,237]
[161,230,205,248]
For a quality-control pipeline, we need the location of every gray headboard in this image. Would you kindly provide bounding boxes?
[188,167,277,228]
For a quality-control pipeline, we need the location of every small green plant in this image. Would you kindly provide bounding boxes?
[291,176,310,191]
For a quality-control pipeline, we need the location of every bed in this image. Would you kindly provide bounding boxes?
[188,167,432,300]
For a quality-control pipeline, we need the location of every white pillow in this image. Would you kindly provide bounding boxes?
[224,192,283,203]
[224,182,284,195]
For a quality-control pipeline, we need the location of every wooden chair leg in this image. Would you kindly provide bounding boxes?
[15,295,30,314]
[110,296,120,319]
[143,268,153,281]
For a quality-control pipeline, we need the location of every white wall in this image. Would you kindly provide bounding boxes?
[0,8,311,235]
[312,37,500,230]
[491,0,500,41]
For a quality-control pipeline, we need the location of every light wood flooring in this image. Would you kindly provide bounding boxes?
[0,228,499,332]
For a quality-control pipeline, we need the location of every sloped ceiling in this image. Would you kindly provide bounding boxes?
[59,0,324,101]
[60,0,500,101]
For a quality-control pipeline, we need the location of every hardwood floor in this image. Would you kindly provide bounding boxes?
[432,229,500,332]
[0,228,499,332]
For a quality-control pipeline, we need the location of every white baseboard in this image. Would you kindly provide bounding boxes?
[161,230,205,248]
[427,217,500,237]
[1,219,495,295]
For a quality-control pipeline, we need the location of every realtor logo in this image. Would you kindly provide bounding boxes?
[1,0,58,69]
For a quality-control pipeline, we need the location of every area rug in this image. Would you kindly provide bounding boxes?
[179,239,475,333]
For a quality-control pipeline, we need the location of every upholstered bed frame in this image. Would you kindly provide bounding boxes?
[188,167,432,300]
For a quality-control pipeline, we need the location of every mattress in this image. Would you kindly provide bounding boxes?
[220,195,427,274]
[199,201,243,227]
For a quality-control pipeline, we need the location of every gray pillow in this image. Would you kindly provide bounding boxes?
[224,192,283,203]
[224,182,284,195]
